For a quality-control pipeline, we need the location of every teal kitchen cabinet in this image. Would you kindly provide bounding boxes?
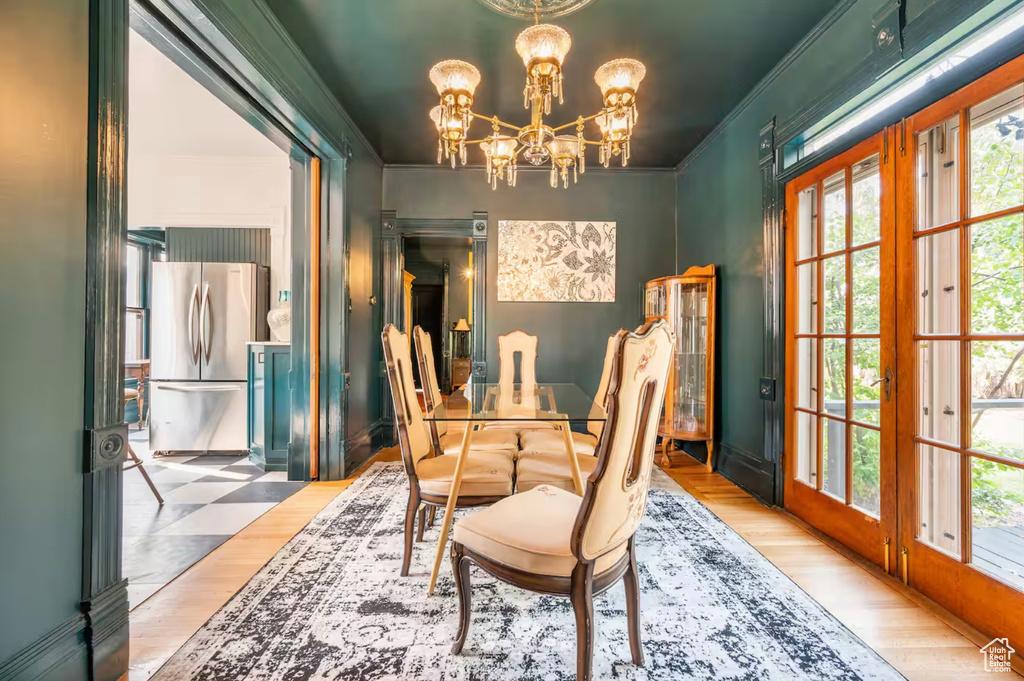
[248,342,291,471]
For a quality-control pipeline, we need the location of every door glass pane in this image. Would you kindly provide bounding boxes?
[823,255,847,333]
[970,214,1024,334]
[971,459,1024,592]
[852,338,881,425]
[916,229,960,335]
[852,154,881,245]
[917,116,960,231]
[918,444,961,558]
[795,411,817,485]
[674,282,708,434]
[852,246,880,334]
[822,338,847,419]
[822,417,847,501]
[919,341,961,447]
[852,424,881,517]
[797,185,818,260]
[823,171,847,253]
[796,262,817,334]
[970,84,1024,218]
[797,338,817,411]
[971,341,1024,462]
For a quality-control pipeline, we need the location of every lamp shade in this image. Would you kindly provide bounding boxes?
[429,60,481,96]
[480,135,517,160]
[596,110,635,135]
[515,24,572,67]
[594,58,646,95]
[547,134,580,160]
[454,318,471,331]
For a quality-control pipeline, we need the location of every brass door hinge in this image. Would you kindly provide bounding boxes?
[901,546,909,585]
[883,537,891,573]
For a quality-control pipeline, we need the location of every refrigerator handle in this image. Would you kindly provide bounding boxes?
[188,284,200,364]
[200,282,212,364]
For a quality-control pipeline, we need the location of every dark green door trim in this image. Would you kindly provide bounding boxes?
[83,0,364,676]
[83,0,131,677]
[377,213,488,443]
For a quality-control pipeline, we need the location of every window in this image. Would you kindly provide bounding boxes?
[125,241,148,362]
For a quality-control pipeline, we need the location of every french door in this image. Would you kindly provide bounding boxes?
[787,53,1024,650]
[785,131,898,569]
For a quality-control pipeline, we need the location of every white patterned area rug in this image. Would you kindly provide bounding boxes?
[152,462,905,680]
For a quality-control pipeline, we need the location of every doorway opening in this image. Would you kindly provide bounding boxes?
[121,11,307,610]
[403,236,474,400]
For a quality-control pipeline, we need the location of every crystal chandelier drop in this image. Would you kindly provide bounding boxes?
[428,0,646,189]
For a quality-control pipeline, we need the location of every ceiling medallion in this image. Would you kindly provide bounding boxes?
[475,0,596,20]
[431,1,645,189]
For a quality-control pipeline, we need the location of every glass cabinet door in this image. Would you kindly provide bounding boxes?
[672,280,708,435]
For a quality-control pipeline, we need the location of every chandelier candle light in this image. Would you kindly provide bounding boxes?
[428,2,645,189]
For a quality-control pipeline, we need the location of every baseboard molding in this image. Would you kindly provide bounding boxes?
[344,419,386,477]
[82,580,129,681]
[672,439,776,505]
[0,615,87,681]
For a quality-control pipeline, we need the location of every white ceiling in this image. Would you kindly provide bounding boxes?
[128,30,286,159]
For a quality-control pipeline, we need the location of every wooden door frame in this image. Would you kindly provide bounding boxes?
[84,0,356,676]
[379,213,488,442]
[895,51,1024,654]
[783,131,899,570]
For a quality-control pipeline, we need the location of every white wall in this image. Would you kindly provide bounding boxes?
[127,30,293,297]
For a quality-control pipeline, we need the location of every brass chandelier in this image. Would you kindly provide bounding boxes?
[428,2,646,189]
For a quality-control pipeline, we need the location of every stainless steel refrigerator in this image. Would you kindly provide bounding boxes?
[150,262,269,453]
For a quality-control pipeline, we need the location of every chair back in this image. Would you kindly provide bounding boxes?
[573,320,674,562]
[497,330,538,388]
[413,326,448,441]
[382,324,432,476]
[587,334,619,439]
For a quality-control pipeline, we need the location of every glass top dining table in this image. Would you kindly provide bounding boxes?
[421,382,604,594]
[424,382,607,423]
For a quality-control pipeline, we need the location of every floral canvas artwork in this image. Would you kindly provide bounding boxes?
[497,220,616,302]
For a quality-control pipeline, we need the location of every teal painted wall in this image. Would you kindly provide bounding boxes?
[383,168,676,397]
[0,0,90,672]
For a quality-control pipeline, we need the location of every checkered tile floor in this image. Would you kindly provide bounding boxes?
[123,429,306,609]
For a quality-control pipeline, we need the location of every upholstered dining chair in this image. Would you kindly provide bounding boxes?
[413,326,519,457]
[449,320,674,681]
[515,334,618,493]
[484,330,555,435]
[382,324,516,576]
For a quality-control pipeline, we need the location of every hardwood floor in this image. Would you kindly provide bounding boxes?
[124,448,1021,680]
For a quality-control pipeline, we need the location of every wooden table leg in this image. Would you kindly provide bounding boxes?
[561,417,584,495]
[428,422,474,595]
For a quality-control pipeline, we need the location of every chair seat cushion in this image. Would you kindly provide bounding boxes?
[124,388,139,400]
[439,429,520,456]
[516,451,599,493]
[454,485,626,577]
[416,452,514,497]
[519,430,598,456]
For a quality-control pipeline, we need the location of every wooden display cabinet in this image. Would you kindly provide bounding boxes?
[644,265,716,470]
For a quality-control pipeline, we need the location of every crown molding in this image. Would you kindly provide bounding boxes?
[383,163,677,175]
[674,0,860,175]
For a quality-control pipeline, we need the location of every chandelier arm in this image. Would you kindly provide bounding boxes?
[468,112,524,132]
[548,111,606,133]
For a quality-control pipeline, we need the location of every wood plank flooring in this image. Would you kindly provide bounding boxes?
[124,448,1021,680]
